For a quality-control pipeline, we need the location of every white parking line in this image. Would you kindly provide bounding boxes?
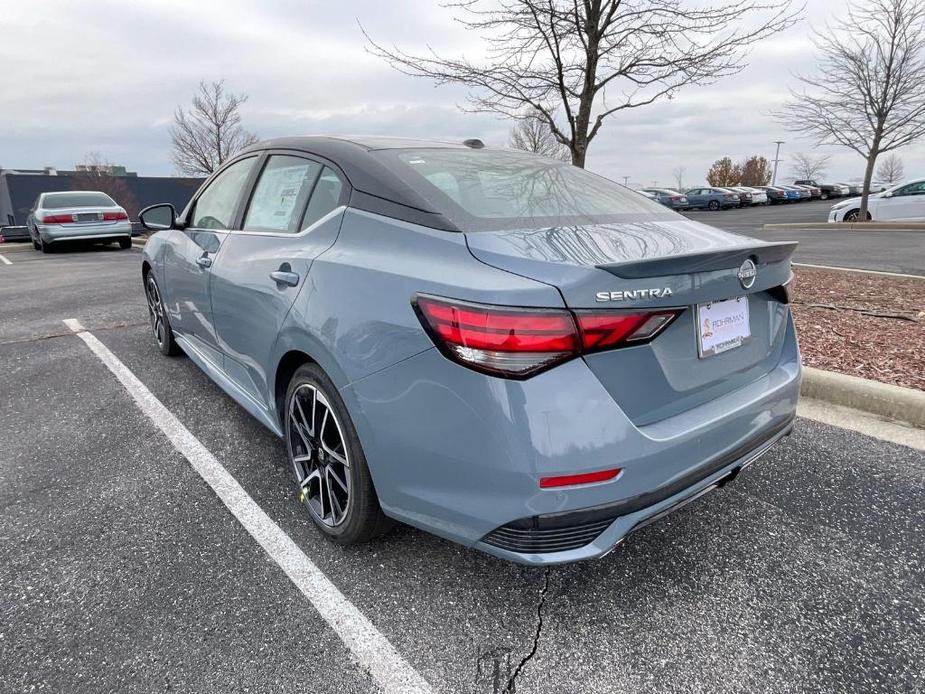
[0,253,11,265]
[62,318,435,694]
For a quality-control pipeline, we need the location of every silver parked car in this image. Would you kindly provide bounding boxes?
[27,191,132,253]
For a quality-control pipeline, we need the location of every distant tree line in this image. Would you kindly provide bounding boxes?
[705,156,773,187]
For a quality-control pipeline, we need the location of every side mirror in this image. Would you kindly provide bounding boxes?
[139,203,178,231]
[881,191,893,198]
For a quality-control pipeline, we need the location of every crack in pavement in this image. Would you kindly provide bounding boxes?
[504,568,550,693]
[0,321,147,346]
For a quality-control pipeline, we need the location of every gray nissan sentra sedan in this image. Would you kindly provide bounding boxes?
[28,191,132,252]
[139,136,800,565]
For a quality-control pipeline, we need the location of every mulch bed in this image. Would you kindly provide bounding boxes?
[790,267,925,391]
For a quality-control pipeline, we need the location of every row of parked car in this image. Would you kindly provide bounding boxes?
[640,179,890,211]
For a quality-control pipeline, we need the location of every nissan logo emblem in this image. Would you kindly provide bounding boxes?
[737,259,757,289]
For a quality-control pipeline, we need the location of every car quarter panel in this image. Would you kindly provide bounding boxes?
[342,315,800,550]
[270,208,564,408]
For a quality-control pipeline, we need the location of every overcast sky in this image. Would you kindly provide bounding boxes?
[2,0,922,187]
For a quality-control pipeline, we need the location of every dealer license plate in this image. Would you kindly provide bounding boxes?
[697,296,750,358]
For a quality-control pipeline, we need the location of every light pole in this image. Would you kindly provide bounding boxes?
[622,176,629,186]
[771,141,784,184]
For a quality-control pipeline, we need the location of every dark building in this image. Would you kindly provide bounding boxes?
[0,168,204,228]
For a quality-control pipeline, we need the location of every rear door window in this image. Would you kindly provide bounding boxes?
[301,167,344,229]
[190,157,256,230]
[244,155,322,233]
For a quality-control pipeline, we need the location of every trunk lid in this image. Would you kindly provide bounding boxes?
[40,206,125,226]
[465,219,796,425]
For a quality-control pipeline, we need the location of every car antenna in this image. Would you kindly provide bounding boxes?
[462,138,485,149]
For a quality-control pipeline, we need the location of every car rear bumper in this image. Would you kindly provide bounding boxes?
[476,416,793,563]
[344,311,801,565]
[37,222,132,242]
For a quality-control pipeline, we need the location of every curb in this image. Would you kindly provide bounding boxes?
[765,222,925,231]
[801,366,925,429]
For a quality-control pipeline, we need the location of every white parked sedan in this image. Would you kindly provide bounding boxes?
[828,178,925,222]
[729,186,768,205]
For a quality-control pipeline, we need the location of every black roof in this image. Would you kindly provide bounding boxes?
[241,136,486,231]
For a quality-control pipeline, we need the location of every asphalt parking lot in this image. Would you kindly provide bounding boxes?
[684,200,925,276]
[2,246,924,694]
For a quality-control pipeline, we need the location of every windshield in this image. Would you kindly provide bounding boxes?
[42,192,117,209]
[374,148,676,231]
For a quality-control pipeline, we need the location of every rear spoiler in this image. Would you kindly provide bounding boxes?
[596,242,797,279]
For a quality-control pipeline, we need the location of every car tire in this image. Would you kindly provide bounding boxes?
[40,238,53,253]
[32,236,41,250]
[119,238,132,249]
[145,273,182,356]
[285,363,393,545]
[708,200,720,211]
[842,209,872,222]
[820,192,829,200]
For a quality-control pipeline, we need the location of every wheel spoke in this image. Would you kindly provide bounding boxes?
[325,469,340,520]
[293,389,314,438]
[320,469,331,520]
[319,407,330,442]
[322,440,348,466]
[290,417,312,452]
[328,465,350,493]
[301,467,321,492]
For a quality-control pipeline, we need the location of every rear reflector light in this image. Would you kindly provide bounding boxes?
[103,211,128,221]
[413,295,681,378]
[41,214,74,224]
[540,467,622,488]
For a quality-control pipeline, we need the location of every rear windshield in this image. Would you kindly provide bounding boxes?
[42,192,117,209]
[374,148,676,231]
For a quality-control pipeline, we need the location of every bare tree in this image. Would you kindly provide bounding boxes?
[508,109,570,160]
[777,0,925,219]
[789,152,831,181]
[876,153,905,183]
[672,166,686,191]
[170,80,258,176]
[72,152,138,217]
[75,151,117,176]
[365,0,798,167]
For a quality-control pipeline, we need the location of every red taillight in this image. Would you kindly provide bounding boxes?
[41,214,74,224]
[414,296,579,377]
[575,311,679,351]
[540,467,623,489]
[414,295,681,378]
[419,300,578,352]
[103,211,128,221]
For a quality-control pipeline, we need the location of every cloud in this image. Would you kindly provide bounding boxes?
[1,0,922,186]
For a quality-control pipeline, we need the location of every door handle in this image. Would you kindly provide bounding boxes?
[196,255,213,269]
[269,270,300,287]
